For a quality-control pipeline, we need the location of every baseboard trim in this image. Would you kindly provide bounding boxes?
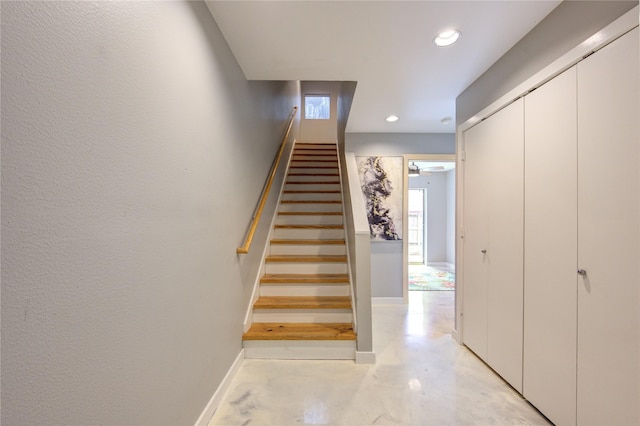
[451,328,461,344]
[372,297,404,305]
[194,349,245,426]
[355,351,376,364]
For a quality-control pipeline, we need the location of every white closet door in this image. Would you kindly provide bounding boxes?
[485,98,524,393]
[462,115,491,360]
[523,67,577,426]
[577,27,639,426]
[462,98,525,392]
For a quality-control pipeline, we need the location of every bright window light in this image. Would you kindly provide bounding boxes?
[305,95,330,119]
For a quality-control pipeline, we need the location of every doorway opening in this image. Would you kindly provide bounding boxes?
[402,155,456,303]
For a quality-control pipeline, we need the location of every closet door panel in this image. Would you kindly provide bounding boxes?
[523,67,577,426]
[485,99,525,393]
[462,119,490,360]
[577,27,639,426]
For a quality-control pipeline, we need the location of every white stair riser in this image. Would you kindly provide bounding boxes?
[265,262,348,274]
[260,284,350,297]
[279,203,342,213]
[285,174,339,182]
[243,341,355,360]
[287,168,339,175]
[281,192,341,201]
[270,244,346,256]
[285,184,341,192]
[290,161,338,168]
[273,228,345,239]
[252,309,352,323]
[276,214,343,225]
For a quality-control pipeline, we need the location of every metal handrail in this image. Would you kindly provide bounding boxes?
[236,106,298,254]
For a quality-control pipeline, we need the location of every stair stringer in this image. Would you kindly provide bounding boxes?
[242,139,299,333]
[334,142,358,335]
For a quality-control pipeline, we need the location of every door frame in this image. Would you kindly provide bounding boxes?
[402,154,456,303]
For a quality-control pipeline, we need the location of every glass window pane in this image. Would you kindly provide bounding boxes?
[304,95,330,119]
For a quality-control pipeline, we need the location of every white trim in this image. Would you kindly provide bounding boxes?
[355,351,376,364]
[243,340,355,360]
[193,349,245,426]
[372,297,404,305]
[451,328,461,345]
[338,147,358,333]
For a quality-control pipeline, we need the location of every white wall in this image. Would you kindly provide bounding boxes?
[345,133,455,297]
[1,2,300,425]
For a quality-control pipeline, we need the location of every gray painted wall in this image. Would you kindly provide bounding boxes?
[457,0,637,126]
[345,133,455,297]
[1,2,300,425]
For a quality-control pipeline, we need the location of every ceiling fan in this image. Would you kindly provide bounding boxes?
[408,162,446,177]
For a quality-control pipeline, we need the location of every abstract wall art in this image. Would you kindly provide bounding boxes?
[356,156,403,241]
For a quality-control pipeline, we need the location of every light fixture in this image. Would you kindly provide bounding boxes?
[434,30,461,47]
[408,162,420,177]
[385,115,399,122]
[441,117,452,124]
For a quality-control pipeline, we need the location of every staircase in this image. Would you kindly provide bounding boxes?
[242,142,357,359]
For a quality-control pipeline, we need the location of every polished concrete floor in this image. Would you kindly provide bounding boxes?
[209,292,550,425]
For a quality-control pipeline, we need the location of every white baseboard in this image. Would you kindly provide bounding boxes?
[355,351,376,364]
[194,349,245,426]
[244,340,355,360]
[451,328,461,344]
[372,297,404,305]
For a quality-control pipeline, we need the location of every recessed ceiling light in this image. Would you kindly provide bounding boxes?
[441,117,452,124]
[434,30,461,47]
[386,115,399,122]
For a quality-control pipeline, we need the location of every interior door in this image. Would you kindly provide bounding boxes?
[577,27,639,425]
[485,98,524,393]
[523,67,577,426]
[462,117,491,360]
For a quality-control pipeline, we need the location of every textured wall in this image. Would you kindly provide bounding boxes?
[1,2,299,425]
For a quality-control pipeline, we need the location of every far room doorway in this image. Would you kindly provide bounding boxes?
[402,155,456,303]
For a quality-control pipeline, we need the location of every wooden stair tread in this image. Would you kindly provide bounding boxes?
[265,255,347,263]
[278,211,342,216]
[283,190,340,194]
[270,238,345,245]
[291,159,338,162]
[287,172,339,176]
[289,165,338,168]
[274,224,343,229]
[261,273,349,283]
[286,181,340,184]
[254,296,352,309]
[280,200,341,204]
[243,323,355,340]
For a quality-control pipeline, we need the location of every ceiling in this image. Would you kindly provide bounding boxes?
[205,1,561,134]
